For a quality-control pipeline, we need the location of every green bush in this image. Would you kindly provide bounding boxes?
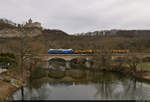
[0,53,17,67]
[0,53,16,59]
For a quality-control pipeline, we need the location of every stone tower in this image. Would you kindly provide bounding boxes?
[28,18,32,24]
[24,18,42,29]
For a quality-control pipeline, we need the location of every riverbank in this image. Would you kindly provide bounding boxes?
[1,64,150,100]
[0,68,30,100]
[105,65,150,82]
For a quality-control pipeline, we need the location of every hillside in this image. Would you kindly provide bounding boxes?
[0,18,150,54]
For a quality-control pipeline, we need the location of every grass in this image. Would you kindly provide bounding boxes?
[137,62,150,71]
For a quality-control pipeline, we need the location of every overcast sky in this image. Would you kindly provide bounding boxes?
[0,0,150,34]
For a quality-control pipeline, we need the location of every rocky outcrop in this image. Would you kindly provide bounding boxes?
[0,28,42,38]
[0,28,22,38]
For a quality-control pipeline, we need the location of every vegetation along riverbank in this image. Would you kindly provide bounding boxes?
[1,53,150,100]
[91,54,150,82]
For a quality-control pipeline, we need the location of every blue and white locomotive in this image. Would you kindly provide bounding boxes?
[48,49,74,54]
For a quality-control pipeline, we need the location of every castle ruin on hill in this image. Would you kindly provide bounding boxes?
[24,18,42,29]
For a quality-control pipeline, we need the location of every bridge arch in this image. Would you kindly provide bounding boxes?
[37,54,94,69]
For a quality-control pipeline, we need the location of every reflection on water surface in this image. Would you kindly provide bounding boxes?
[13,70,150,100]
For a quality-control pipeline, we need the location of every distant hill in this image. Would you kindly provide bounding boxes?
[41,29,71,40]
[75,29,150,37]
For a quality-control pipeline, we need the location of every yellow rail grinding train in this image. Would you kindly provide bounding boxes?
[74,49,129,54]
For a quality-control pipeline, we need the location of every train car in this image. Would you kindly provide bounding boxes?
[92,49,130,54]
[111,49,130,53]
[74,49,94,54]
[48,49,74,54]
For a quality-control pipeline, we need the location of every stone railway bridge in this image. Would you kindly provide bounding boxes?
[39,54,94,61]
[25,53,150,69]
[32,54,94,69]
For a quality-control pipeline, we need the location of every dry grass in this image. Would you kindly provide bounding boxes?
[0,67,30,100]
[137,62,150,71]
[0,80,16,100]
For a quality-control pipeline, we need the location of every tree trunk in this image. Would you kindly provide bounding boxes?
[21,86,24,100]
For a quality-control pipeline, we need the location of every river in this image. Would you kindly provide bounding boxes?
[12,68,150,100]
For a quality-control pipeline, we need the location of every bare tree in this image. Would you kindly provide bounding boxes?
[8,25,38,83]
[13,24,40,100]
[114,57,125,70]
[92,53,112,70]
[125,54,140,73]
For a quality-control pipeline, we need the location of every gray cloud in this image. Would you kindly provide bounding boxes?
[0,0,150,34]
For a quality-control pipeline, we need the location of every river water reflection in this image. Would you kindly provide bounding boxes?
[12,70,150,100]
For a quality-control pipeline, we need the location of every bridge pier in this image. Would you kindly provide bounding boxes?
[65,61,71,69]
[85,57,92,68]
[42,61,50,69]
[85,61,91,68]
